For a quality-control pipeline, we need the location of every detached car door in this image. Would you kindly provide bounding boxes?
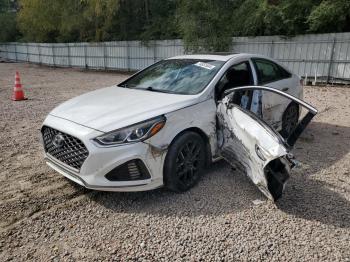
[217,86,317,201]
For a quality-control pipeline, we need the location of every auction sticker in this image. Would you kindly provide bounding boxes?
[194,62,216,70]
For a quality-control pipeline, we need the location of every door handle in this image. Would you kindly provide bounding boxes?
[282,87,289,92]
[255,145,267,161]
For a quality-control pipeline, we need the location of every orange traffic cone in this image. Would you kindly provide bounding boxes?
[12,71,26,101]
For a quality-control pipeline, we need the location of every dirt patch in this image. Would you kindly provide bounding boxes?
[0,63,349,261]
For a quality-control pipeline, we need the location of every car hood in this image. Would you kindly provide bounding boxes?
[49,86,198,132]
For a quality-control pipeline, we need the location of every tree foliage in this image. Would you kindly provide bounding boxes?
[1,0,349,51]
[177,0,233,52]
[0,0,19,42]
[308,0,350,33]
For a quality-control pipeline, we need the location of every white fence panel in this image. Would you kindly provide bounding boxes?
[105,41,128,69]
[39,44,54,65]
[1,33,350,83]
[54,43,69,67]
[27,44,40,63]
[69,43,85,68]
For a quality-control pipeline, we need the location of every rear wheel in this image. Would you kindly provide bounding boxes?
[281,103,299,138]
[164,132,206,192]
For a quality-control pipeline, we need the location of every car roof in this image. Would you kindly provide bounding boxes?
[167,53,292,73]
[168,53,254,61]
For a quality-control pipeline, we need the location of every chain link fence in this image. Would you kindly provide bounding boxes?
[1,33,350,84]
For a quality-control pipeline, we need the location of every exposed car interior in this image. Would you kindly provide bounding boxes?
[216,61,254,101]
[216,61,255,112]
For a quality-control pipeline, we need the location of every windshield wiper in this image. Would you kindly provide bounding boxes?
[121,85,175,94]
[145,86,173,94]
[119,83,128,88]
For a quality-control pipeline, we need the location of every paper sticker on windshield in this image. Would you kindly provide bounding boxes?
[195,62,216,70]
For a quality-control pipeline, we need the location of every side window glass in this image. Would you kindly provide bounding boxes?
[254,59,280,84]
[277,64,292,79]
[253,59,291,84]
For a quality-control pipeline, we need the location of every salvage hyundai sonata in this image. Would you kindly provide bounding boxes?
[41,53,317,201]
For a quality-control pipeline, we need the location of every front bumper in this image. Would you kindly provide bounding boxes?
[42,115,165,192]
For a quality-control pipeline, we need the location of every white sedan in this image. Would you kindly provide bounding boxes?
[41,53,317,201]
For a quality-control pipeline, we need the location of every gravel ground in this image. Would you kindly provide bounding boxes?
[0,62,349,261]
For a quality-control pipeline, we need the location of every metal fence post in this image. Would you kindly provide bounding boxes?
[84,43,88,69]
[38,43,42,65]
[5,44,9,60]
[26,43,29,62]
[14,43,18,61]
[270,41,274,58]
[52,44,56,67]
[153,41,157,63]
[103,42,107,70]
[67,43,71,67]
[327,38,336,84]
[126,41,130,71]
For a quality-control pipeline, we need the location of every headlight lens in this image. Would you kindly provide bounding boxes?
[94,116,166,146]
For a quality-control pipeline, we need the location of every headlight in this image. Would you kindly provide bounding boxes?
[93,116,166,146]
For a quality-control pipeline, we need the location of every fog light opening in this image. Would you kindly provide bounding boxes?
[105,159,151,181]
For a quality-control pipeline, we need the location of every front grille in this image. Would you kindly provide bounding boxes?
[41,126,89,171]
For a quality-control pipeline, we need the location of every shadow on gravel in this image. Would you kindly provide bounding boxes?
[88,160,262,217]
[277,176,350,228]
[292,121,350,175]
[89,122,350,224]
[277,121,350,228]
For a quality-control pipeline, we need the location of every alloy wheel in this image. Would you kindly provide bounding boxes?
[175,141,202,187]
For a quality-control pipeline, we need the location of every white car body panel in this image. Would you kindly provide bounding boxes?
[49,86,199,132]
[145,98,217,156]
[44,114,164,191]
[217,99,290,200]
[261,74,302,130]
[43,98,217,191]
[41,53,312,200]
[219,86,317,200]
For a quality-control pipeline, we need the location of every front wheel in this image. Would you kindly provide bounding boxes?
[281,103,299,138]
[164,132,206,192]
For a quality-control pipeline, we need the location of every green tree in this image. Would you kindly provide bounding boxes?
[7,0,350,51]
[139,0,179,41]
[0,0,19,42]
[177,0,233,52]
[308,0,350,33]
[279,0,321,35]
[78,0,120,41]
[17,0,63,42]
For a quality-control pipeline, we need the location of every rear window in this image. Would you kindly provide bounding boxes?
[253,58,291,84]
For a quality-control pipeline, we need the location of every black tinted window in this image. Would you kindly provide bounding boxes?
[253,59,291,84]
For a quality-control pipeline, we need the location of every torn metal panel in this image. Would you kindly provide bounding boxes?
[219,86,317,200]
[217,97,290,200]
[142,98,218,183]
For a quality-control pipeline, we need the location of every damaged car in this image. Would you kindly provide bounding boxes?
[41,54,317,200]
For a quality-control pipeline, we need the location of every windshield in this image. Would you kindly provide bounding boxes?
[120,59,225,95]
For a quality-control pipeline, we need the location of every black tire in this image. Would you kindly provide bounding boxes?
[281,103,299,138]
[164,132,206,192]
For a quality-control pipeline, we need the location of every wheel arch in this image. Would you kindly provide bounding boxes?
[166,127,212,167]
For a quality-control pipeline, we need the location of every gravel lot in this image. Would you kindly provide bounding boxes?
[0,62,349,261]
